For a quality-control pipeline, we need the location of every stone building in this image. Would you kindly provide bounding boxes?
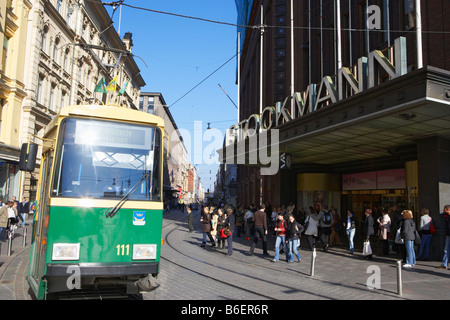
[16,0,145,200]
[0,0,32,201]
[139,92,190,207]
[226,0,450,259]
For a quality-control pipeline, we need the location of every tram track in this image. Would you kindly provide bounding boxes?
[160,210,307,278]
[157,210,404,301]
[159,211,278,300]
[157,210,347,300]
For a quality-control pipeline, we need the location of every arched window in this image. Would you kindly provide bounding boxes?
[63,47,70,71]
[53,37,60,64]
[41,25,49,53]
[37,74,44,104]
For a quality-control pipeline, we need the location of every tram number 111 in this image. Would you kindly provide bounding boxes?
[116,244,130,256]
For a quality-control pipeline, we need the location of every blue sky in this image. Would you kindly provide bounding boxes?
[107,1,239,194]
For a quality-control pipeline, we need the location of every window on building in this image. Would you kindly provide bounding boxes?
[2,36,9,72]
[277,49,286,58]
[41,25,48,53]
[56,0,62,14]
[86,70,91,89]
[276,71,285,81]
[49,83,56,111]
[404,0,415,30]
[67,6,74,28]
[77,63,82,84]
[37,75,44,104]
[61,90,66,108]
[0,99,4,133]
[139,96,144,111]
[81,22,86,40]
[53,37,60,64]
[63,48,69,71]
[147,97,155,114]
[277,37,286,47]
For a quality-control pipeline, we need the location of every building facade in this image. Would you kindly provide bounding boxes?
[0,0,32,201]
[227,0,450,259]
[140,92,195,206]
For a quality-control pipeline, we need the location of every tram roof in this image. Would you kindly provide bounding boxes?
[57,105,165,128]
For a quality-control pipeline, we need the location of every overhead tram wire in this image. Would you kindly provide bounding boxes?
[169,52,238,109]
[100,1,450,35]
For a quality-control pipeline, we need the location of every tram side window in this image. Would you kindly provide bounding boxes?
[51,118,161,201]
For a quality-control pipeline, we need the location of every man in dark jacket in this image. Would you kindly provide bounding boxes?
[363,208,374,260]
[248,204,269,257]
[186,205,194,232]
[18,197,30,227]
[439,205,450,269]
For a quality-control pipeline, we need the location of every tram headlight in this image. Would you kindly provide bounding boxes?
[132,244,157,260]
[52,243,80,261]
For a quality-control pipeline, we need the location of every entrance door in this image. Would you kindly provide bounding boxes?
[29,153,52,282]
[342,194,381,221]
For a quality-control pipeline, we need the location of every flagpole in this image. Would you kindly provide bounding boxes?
[290,0,295,116]
[337,0,342,70]
[259,4,264,115]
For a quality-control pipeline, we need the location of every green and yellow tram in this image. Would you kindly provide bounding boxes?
[20,105,164,299]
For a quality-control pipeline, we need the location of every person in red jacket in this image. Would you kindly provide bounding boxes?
[272,212,288,262]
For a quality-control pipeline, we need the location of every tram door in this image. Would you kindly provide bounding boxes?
[29,153,52,282]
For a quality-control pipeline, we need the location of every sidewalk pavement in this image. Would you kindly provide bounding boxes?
[0,219,33,300]
[2,210,450,300]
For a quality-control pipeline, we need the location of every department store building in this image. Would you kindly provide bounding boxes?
[223,0,450,259]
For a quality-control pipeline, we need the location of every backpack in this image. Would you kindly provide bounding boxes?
[295,222,304,235]
[219,227,231,239]
[322,211,332,224]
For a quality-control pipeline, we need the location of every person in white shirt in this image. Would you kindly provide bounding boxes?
[304,206,320,251]
[418,208,432,260]
[243,207,254,240]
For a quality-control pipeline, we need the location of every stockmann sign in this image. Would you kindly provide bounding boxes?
[230,37,408,143]
[221,37,408,176]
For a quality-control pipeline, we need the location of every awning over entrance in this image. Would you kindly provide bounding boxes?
[220,66,450,173]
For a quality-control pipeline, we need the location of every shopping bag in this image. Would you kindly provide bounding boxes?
[394,228,404,244]
[363,240,372,256]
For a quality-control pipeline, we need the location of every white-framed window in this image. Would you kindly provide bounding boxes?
[37,75,44,104]
[41,25,48,53]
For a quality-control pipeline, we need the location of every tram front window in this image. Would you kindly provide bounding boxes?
[51,118,161,201]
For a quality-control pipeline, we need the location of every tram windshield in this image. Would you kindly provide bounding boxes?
[51,118,161,201]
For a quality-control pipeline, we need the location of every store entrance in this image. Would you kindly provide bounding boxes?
[341,190,407,223]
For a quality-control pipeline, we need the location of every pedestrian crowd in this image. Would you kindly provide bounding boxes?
[181,200,450,270]
[0,196,31,241]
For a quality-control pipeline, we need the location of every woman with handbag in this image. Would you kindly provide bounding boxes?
[200,207,216,248]
[285,215,304,263]
[400,210,419,268]
[216,208,228,250]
